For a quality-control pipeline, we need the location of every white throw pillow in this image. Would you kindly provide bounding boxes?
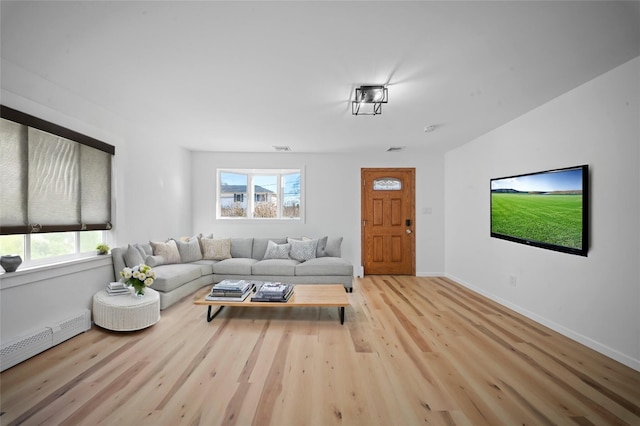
[150,240,181,264]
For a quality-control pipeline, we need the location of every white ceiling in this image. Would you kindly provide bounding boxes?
[2,1,639,153]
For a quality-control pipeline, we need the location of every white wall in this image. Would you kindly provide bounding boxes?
[444,57,640,370]
[116,124,193,243]
[0,60,194,345]
[0,257,113,340]
[191,151,445,276]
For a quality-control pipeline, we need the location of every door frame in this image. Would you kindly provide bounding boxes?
[361,168,416,276]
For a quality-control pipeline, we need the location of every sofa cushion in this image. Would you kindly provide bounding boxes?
[288,238,318,262]
[145,255,165,267]
[252,259,298,276]
[312,236,329,257]
[201,238,231,260]
[176,238,203,263]
[135,243,153,257]
[213,258,257,275]
[124,244,144,267]
[192,259,217,275]
[176,234,201,243]
[252,237,287,260]
[317,237,343,257]
[150,240,181,264]
[151,263,204,292]
[263,240,291,259]
[230,238,253,258]
[295,257,353,276]
[292,236,330,258]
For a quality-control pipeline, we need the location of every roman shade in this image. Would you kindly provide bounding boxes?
[0,106,114,235]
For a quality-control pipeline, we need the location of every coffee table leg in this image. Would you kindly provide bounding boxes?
[339,307,345,325]
[207,305,225,322]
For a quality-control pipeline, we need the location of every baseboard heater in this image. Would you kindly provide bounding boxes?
[0,309,91,372]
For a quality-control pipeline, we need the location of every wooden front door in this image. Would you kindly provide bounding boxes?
[361,168,415,275]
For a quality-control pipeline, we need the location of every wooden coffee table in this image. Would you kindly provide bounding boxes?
[194,284,350,324]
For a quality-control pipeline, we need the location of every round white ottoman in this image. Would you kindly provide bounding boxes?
[93,288,160,331]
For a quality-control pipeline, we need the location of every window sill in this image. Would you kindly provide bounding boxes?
[0,254,113,290]
[216,217,303,222]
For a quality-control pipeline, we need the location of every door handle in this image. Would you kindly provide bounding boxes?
[406,229,412,234]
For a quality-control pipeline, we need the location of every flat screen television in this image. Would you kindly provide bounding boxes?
[490,165,589,256]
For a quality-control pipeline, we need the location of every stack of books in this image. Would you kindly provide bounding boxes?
[206,280,255,302]
[107,281,129,296]
[251,282,294,302]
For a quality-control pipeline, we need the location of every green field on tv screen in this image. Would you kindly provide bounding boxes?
[491,193,583,249]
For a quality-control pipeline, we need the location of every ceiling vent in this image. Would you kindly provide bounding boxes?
[273,146,292,152]
[386,146,406,152]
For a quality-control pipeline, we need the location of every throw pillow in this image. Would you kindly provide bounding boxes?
[230,238,253,258]
[201,238,232,260]
[150,240,181,264]
[287,238,318,262]
[177,234,199,243]
[134,243,152,257]
[145,255,165,267]
[317,236,342,257]
[124,244,144,267]
[198,234,213,253]
[262,240,291,260]
[303,236,329,257]
[175,238,203,263]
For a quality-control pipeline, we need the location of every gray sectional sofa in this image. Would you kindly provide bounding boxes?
[111,236,353,310]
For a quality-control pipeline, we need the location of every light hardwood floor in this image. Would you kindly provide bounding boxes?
[1,276,639,425]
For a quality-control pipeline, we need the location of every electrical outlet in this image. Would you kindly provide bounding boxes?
[509,275,517,287]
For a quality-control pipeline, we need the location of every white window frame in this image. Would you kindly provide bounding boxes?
[1,230,108,269]
[216,168,304,221]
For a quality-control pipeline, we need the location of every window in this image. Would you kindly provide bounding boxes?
[0,230,106,267]
[373,177,402,191]
[217,169,303,220]
[0,106,113,267]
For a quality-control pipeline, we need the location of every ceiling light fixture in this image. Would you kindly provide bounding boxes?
[273,146,292,152]
[352,85,388,115]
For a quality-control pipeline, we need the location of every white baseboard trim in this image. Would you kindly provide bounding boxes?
[444,273,640,372]
[417,272,446,277]
[1,309,91,372]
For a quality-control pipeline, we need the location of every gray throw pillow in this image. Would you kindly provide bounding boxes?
[134,243,153,257]
[317,236,342,257]
[230,238,253,258]
[313,236,329,257]
[124,244,144,267]
[263,240,291,259]
[145,255,165,267]
[288,238,318,262]
[176,238,203,263]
